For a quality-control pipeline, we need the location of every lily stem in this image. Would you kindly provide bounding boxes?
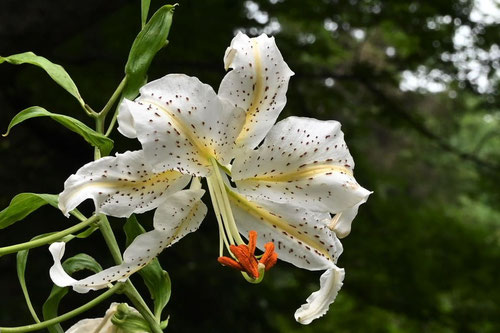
[0,215,101,257]
[98,215,123,265]
[123,281,163,333]
[98,215,163,333]
[103,77,128,137]
[0,283,122,333]
[99,77,127,119]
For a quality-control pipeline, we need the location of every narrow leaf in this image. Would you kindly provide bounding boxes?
[42,254,102,333]
[17,237,44,324]
[124,215,172,319]
[3,106,114,155]
[141,0,151,28]
[0,52,84,106]
[124,4,176,99]
[0,193,58,229]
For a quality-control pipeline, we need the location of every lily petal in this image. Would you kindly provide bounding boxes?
[219,32,294,150]
[227,189,343,270]
[232,116,371,214]
[294,266,345,325]
[59,150,191,218]
[117,74,245,176]
[50,189,207,293]
[117,102,138,139]
[330,199,367,239]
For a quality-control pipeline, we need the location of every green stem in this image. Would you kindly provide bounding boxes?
[70,209,87,222]
[94,117,105,159]
[83,104,99,118]
[104,104,121,137]
[99,77,127,119]
[0,283,122,333]
[0,215,101,257]
[98,216,162,332]
[98,216,123,265]
[123,281,163,333]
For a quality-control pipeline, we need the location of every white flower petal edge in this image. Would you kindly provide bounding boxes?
[50,189,207,293]
[227,189,346,323]
[59,150,191,218]
[117,74,245,176]
[219,32,294,150]
[330,199,368,239]
[232,116,371,214]
[294,266,345,325]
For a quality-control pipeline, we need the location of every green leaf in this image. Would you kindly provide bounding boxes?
[123,4,176,99]
[3,106,114,155]
[17,236,45,324]
[0,193,58,229]
[0,52,84,106]
[124,215,172,320]
[42,254,102,333]
[141,0,151,28]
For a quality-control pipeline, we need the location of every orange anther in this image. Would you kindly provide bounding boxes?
[247,230,257,255]
[217,256,243,271]
[217,231,278,279]
[259,242,278,271]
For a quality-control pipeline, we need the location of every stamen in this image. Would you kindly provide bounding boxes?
[217,256,244,271]
[259,242,278,271]
[247,230,257,255]
[217,230,278,282]
[230,244,259,278]
[210,158,244,245]
[206,176,232,257]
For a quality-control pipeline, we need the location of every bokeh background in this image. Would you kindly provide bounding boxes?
[1,0,499,332]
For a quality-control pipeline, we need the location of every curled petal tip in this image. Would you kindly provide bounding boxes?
[294,266,345,325]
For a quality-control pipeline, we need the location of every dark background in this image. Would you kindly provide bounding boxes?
[1,0,499,332]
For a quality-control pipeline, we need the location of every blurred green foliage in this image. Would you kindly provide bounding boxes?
[0,0,499,332]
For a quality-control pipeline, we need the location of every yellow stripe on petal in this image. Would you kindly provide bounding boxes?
[120,74,245,177]
[236,38,264,144]
[244,164,353,182]
[232,116,370,214]
[219,33,294,151]
[59,150,191,218]
[140,98,213,164]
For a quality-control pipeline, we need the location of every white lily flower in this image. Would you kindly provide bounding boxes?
[54,32,370,324]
